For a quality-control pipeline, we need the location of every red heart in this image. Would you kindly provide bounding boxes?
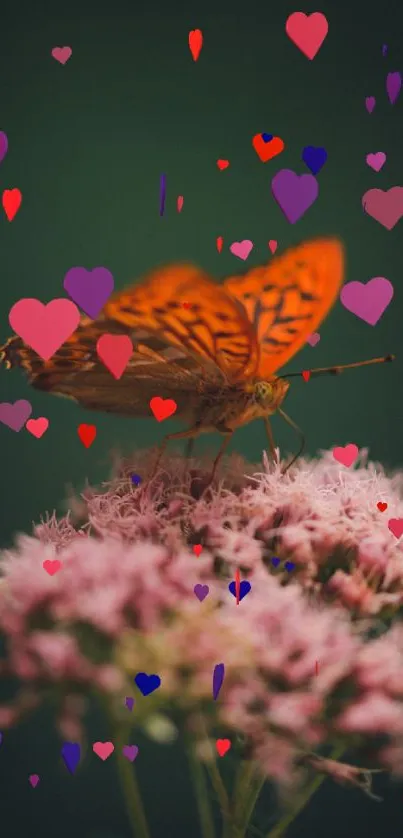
[193,544,202,557]
[252,134,285,163]
[302,370,310,382]
[217,159,229,170]
[150,397,177,422]
[96,334,133,380]
[188,29,203,62]
[3,188,22,221]
[43,559,62,576]
[216,236,223,253]
[182,301,192,309]
[377,502,387,512]
[388,518,403,539]
[78,423,97,448]
[216,739,231,757]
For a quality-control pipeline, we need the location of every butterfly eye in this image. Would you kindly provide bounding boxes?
[255,381,273,403]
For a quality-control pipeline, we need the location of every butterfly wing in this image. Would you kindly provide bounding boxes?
[223,239,344,377]
[0,317,226,419]
[103,264,260,382]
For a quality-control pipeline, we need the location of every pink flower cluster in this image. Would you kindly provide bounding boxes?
[1,447,403,786]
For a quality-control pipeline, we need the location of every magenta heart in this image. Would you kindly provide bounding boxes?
[0,399,32,431]
[51,46,72,65]
[340,278,393,325]
[229,240,253,261]
[64,267,115,319]
[362,187,403,230]
[0,131,8,164]
[366,152,386,172]
[365,96,376,113]
[307,332,320,347]
[388,518,403,539]
[29,774,40,788]
[122,745,139,762]
[194,584,209,601]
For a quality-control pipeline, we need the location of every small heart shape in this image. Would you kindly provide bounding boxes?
[333,444,359,468]
[271,557,281,567]
[43,559,62,576]
[122,745,139,762]
[149,397,177,421]
[26,417,49,438]
[388,518,403,539]
[228,580,251,600]
[194,584,209,601]
[302,370,310,382]
[216,236,223,253]
[307,332,320,347]
[92,741,114,761]
[77,424,97,448]
[193,544,203,557]
[377,502,387,512]
[134,672,161,696]
[217,159,230,170]
[268,240,278,254]
[216,738,231,757]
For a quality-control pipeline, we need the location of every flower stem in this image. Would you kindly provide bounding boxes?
[186,741,216,838]
[264,746,345,838]
[114,725,151,838]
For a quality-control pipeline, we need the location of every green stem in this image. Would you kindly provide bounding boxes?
[186,741,216,838]
[265,746,345,838]
[113,724,151,838]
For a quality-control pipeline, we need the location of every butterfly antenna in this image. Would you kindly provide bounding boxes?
[277,408,305,474]
[279,353,395,379]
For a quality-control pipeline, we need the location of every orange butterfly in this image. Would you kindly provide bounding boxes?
[0,239,393,478]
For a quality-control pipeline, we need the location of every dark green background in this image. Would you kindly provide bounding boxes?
[1,0,403,836]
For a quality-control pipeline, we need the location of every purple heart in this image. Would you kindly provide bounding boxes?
[262,133,273,143]
[271,557,281,567]
[134,672,161,696]
[228,580,251,600]
[125,696,135,711]
[271,169,319,224]
[0,732,3,745]
[29,774,40,788]
[0,131,8,164]
[194,583,209,601]
[386,72,401,105]
[63,267,114,319]
[365,96,376,113]
[0,399,32,431]
[340,278,393,326]
[122,745,139,762]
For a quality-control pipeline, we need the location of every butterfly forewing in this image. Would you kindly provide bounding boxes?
[223,239,344,377]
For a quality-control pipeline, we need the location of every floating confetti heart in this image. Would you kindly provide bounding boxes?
[26,417,49,438]
[217,159,230,170]
[302,146,327,175]
[272,170,319,223]
[9,298,80,361]
[307,332,320,347]
[177,195,184,212]
[362,187,403,230]
[194,584,209,601]
[149,396,177,421]
[216,236,223,253]
[366,152,386,172]
[125,697,135,711]
[268,240,278,254]
[97,334,133,379]
[386,71,401,105]
[134,672,161,696]
[285,12,328,60]
[216,739,231,757]
[228,580,251,600]
[29,774,40,788]
[51,46,72,64]
[332,444,359,468]
[0,132,8,164]
[365,96,376,113]
[213,663,225,700]
[252,133,285,163]
[63,267,114,319]
[189,29,203,61]
[0,399,32,431]
[43,559,62,576]
[340,278,393,325]
[229,240,253,261]
[2,188,22,220]
[271,557,281,567]
[388,518,403,539]
[92,741,114,761]
[377,502,387,512]
[77,423,97,448]
[284,561,295,572]
[131,474,142,487]
[61,742,81,775]
[302,370,310,382]
[193,544,202,557]
[122,745,139,762]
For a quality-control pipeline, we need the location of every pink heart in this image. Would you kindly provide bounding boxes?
[366,152,386,172]
[26,417,49,439]
[43,559,62,576]
[93,741,115,761]
[268,240,278,254]
[51,46,72,65]
[9,298,80,361]
[29,774,40,788]
[362,187,403,230]
[285,12,328,60]
[340,278,393,325]
[307,332,320,347]
[0,399,32,431]
[229,240,253,261]
[388,518,403,539]
[96,334,133,379]
[365,96,376,113]
[332,444,359,468]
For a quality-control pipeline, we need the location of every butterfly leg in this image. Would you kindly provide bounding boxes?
[202,429,234,490]
[263,417,278,463]
[277,408,305,473]
[149,426,203,481]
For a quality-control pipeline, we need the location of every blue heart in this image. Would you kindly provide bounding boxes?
[61,742,81,775]
[228,580,251,600]
[134,672,161,696]
[271,557,281,567]
[301,146,328,175]
[261,133,273,143]
[284,561,295,572]
[131,474,142,486]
